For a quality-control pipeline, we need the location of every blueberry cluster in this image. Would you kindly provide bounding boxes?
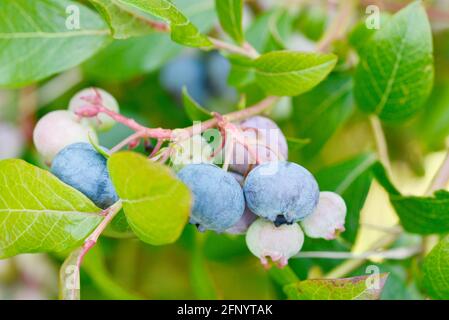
[32,87,347,268]
[177,116,347,267]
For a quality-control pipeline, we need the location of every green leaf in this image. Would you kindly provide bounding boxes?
[253,50,337,96]
[373,163,449,234]
[0,159,102,259]
[182,87,212,122]
[423,237,449,300]
[89,0,153,39]
[354,1,434,122]
[228,55,256,88]
[117,0,212,47]
[215,0,243,44]
[0,0,110,87]
[285,274,389,300]
[246,10,293,53]
[315,153,377,244]
[84,34,181,82]
[108,152,191,245]
[292,72,354,158]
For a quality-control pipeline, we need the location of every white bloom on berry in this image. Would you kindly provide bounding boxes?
[246,218,304,267]
[301,191,347,240]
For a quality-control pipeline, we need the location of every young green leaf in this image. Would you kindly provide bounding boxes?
[373,163,449,234]
[292,73,354,158]
[182,87,212,122]
[423,237,449,300]
[0,159,103,259]
[354,1,434,122]
[285,274,389,300]
[215,0,244,44]
[89,0,154,39]
[315,153,377,244]
[253,51,337,96]
[108,152,192,245]
[117,0,212,47]
[0,0,110,87]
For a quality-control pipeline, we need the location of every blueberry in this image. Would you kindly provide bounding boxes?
[225,172,257,235]
[160,53,208,104]
[177,163,245,232]
[243,161,319,224]
[206,52,236,100]
[229,116,288,175]
[51,143,118,209]
[246,218,304,267]
[301,191,347,240]
[33,111,97,164]
[69,87,119,132]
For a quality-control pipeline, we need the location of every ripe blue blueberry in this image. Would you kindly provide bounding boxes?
[177,163,245,232]
[160,53,208,104]
[206,52,236,100]
[51,143,118,209]
[243,161,319,226]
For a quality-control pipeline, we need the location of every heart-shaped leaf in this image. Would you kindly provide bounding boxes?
[0,159,103,259]
[108,152,191,245]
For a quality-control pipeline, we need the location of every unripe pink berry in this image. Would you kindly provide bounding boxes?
[33,110,97,164]
[301,191,347,240]
[229,116,288,175]
[69,87,119,132]
[246,218,304,268]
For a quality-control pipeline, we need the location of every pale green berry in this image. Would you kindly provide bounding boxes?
[69,87,119,132]
[246,218,304,267]
[33,110,97,164]
[301,191,347,240]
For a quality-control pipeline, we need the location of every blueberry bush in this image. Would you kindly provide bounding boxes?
[0,0,449,300]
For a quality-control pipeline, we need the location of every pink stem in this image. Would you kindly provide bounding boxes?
[78,96,277,145]
[110,131,146,153]
[68,201,122,299]
[149,139,164,158]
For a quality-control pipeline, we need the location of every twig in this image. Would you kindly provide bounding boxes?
[369,115,392,175]
[77,96,278,146]
[294,245,420,260]
[426,151,449,195]
[316,0,355,52]
[324,232,399,279]
[209,38,260,59]
[60,201,122,300]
